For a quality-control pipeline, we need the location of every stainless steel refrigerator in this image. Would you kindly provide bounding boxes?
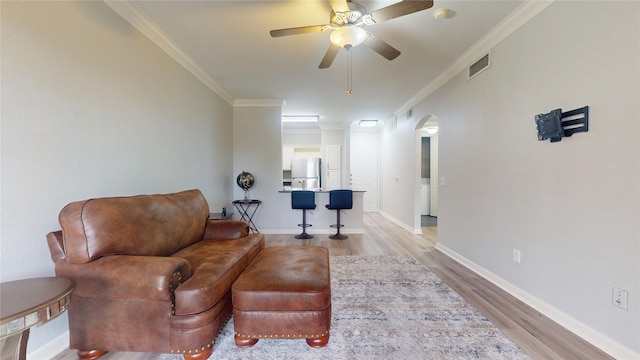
[291,157,321,190]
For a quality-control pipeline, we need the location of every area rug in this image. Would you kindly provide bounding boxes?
[159,255,531,360]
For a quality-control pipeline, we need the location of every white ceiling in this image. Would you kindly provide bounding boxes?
[119,0,524,128]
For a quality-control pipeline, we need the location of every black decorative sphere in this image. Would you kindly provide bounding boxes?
[236,171,255,191]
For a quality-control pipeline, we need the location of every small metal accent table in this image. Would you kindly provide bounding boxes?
[0,277,74,360]
[232,199,262,233]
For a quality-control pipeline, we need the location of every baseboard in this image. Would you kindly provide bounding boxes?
[28,331,69,359]
[435,243,639,360]
[377,210,421,234]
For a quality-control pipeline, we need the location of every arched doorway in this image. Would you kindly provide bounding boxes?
[414,115,438,233]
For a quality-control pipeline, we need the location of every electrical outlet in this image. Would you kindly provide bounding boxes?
[612,287,628,311]
[513,249,521,264]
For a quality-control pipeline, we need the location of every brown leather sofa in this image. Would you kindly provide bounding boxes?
[46,189,265,360]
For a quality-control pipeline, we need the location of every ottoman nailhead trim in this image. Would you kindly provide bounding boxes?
[235,331,329,339]
[171,339,215,354]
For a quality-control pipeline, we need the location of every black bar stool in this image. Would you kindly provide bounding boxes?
[291,190,316,239]
[326,190,353,240]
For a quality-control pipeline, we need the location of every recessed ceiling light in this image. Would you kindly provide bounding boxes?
[359,120,378,127]
[424,126,438,134]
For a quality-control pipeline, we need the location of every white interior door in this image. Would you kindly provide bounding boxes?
[325,145,342,190]
[326,170,341,190]
[350,134,378,212]
[326,145,341,170]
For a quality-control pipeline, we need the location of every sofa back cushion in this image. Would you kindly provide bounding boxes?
[59,189,209,264]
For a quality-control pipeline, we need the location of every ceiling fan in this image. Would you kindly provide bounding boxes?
[270,0,434,69]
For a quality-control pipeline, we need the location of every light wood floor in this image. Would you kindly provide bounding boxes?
[53,213,613,360]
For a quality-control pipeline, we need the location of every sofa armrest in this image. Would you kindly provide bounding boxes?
[203,220,249,240]
[46,231,66,262]
[53,255,191,301]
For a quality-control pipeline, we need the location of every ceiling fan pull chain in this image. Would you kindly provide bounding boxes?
[347,49,354,95]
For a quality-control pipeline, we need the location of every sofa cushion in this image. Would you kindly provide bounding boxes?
[171,234,265,315]
[59,189,209,264]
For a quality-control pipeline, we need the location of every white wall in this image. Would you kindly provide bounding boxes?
[380,1,639,356]
[1,1,234,352]
[282,130,321,146]
[380,114,420,230]
[232,104,289,230]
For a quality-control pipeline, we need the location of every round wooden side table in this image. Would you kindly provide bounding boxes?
[0,277,74,360]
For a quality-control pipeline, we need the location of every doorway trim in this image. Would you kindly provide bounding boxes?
[413,114,438,233]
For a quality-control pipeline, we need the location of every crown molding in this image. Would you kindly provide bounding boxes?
[103,1,235,105]
[395,0,556,116]
[233,99,284,107]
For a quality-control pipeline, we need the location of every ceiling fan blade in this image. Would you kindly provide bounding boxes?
[329,0,350,14]
[319,43,342,69]
[363,34,401,61]
[368,0,434,24]
[270,25,330,38]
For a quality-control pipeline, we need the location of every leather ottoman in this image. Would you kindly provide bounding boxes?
[231,246,331,348]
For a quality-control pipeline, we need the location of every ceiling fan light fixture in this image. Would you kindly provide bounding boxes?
[330,26,367,49]
[362,14,376,26]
